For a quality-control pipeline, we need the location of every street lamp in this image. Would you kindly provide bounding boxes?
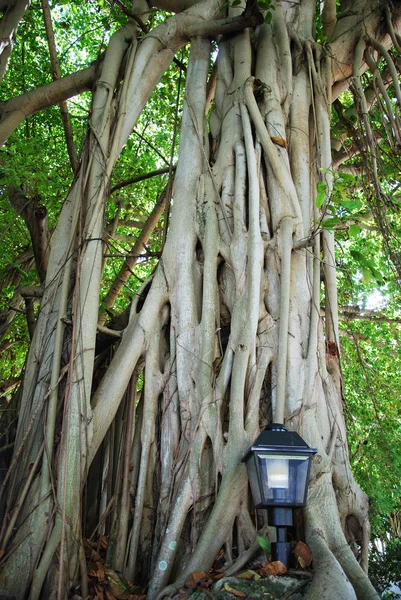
[243,423,317,567]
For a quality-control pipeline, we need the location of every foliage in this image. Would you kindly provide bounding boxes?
[369,539,401,598]
[256,536,271,556]
[0,2,187,400]
[0,0,400,597]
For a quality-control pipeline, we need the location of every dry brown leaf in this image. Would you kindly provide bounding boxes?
[294,541,313,567]
[100,536,108,550]
[0,549,4,559]
[191,571,208,582]
[237,570,261,581]
[97,561,106,580]
[91,549,102,562]
[223,583,247,597]
[94,584,106,600]
[88,563,99,578]
[259,561,287,577]
[270,136,288,148]
[105,568,131,599]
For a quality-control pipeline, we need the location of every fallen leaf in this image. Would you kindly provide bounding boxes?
[259,561,287,577]
[97,561,106,580]
[105,568,131,599]
[294,541,313,567]
[94,584,106,600]
[185,573,213,590]
[90,549,102,562]
[189,571,208,582]
[0,549,4,559]
[100,535,108,550]
[237,570,261,581]
[87,563,99,578]
[270,136,288,148]
[223,583,247,597]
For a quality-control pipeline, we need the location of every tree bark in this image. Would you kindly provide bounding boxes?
[0,0,31,83]
[2,1,399,599]
[8,187,49,284]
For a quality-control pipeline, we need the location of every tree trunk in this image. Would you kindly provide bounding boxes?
[1,1,392,598]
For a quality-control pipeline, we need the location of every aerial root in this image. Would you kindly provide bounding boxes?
[304,479,379,600]
[224,525,270,577]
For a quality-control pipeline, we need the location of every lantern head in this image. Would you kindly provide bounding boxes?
[243,423,317,509]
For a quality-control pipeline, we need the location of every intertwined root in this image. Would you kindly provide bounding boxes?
[0,2,389,598]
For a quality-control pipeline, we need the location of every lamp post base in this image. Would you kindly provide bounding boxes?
[271,539,292,566]
[268,507,293,568]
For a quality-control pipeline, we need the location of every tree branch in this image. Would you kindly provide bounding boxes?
[0,0,31,83]
[8,187,49,284]
[98,184,168,324]
[150,0,204,13]
[338,306,401,324]
[322,0,337,40]
[330,0,401,99]
[41,0,78,173]
[107,0,148,32]
[185,11,263,39]
[110,165,175,194]
[0,59,102,146]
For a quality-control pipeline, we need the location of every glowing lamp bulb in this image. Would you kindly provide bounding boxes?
[267,457,289,489]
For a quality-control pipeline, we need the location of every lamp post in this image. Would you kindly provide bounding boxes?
[243,423,317,567]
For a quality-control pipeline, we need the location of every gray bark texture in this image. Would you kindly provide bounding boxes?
[0,0,398,598]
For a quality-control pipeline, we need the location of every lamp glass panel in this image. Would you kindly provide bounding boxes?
[265,457,289,488]
[257,454,310,506]
[244,455,262,506]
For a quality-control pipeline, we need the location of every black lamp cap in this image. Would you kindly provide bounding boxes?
[243,423,318,459]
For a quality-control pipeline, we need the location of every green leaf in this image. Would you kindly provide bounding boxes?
[257,536,271,554]
[350,249,365,263]
[341,199,363,211]
[232,0,241,5]
[350,250,384,283]
[316,181,328,209]
[361,267,372,285]
[349,224,361,237]
[264,11,272,23]
[369,267,384,283]
[337,171,356,184]
[322,216,341,229]
[363,260,384,283]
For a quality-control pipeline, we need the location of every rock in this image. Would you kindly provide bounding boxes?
[211,576,309,600]
[0,591,16,600]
